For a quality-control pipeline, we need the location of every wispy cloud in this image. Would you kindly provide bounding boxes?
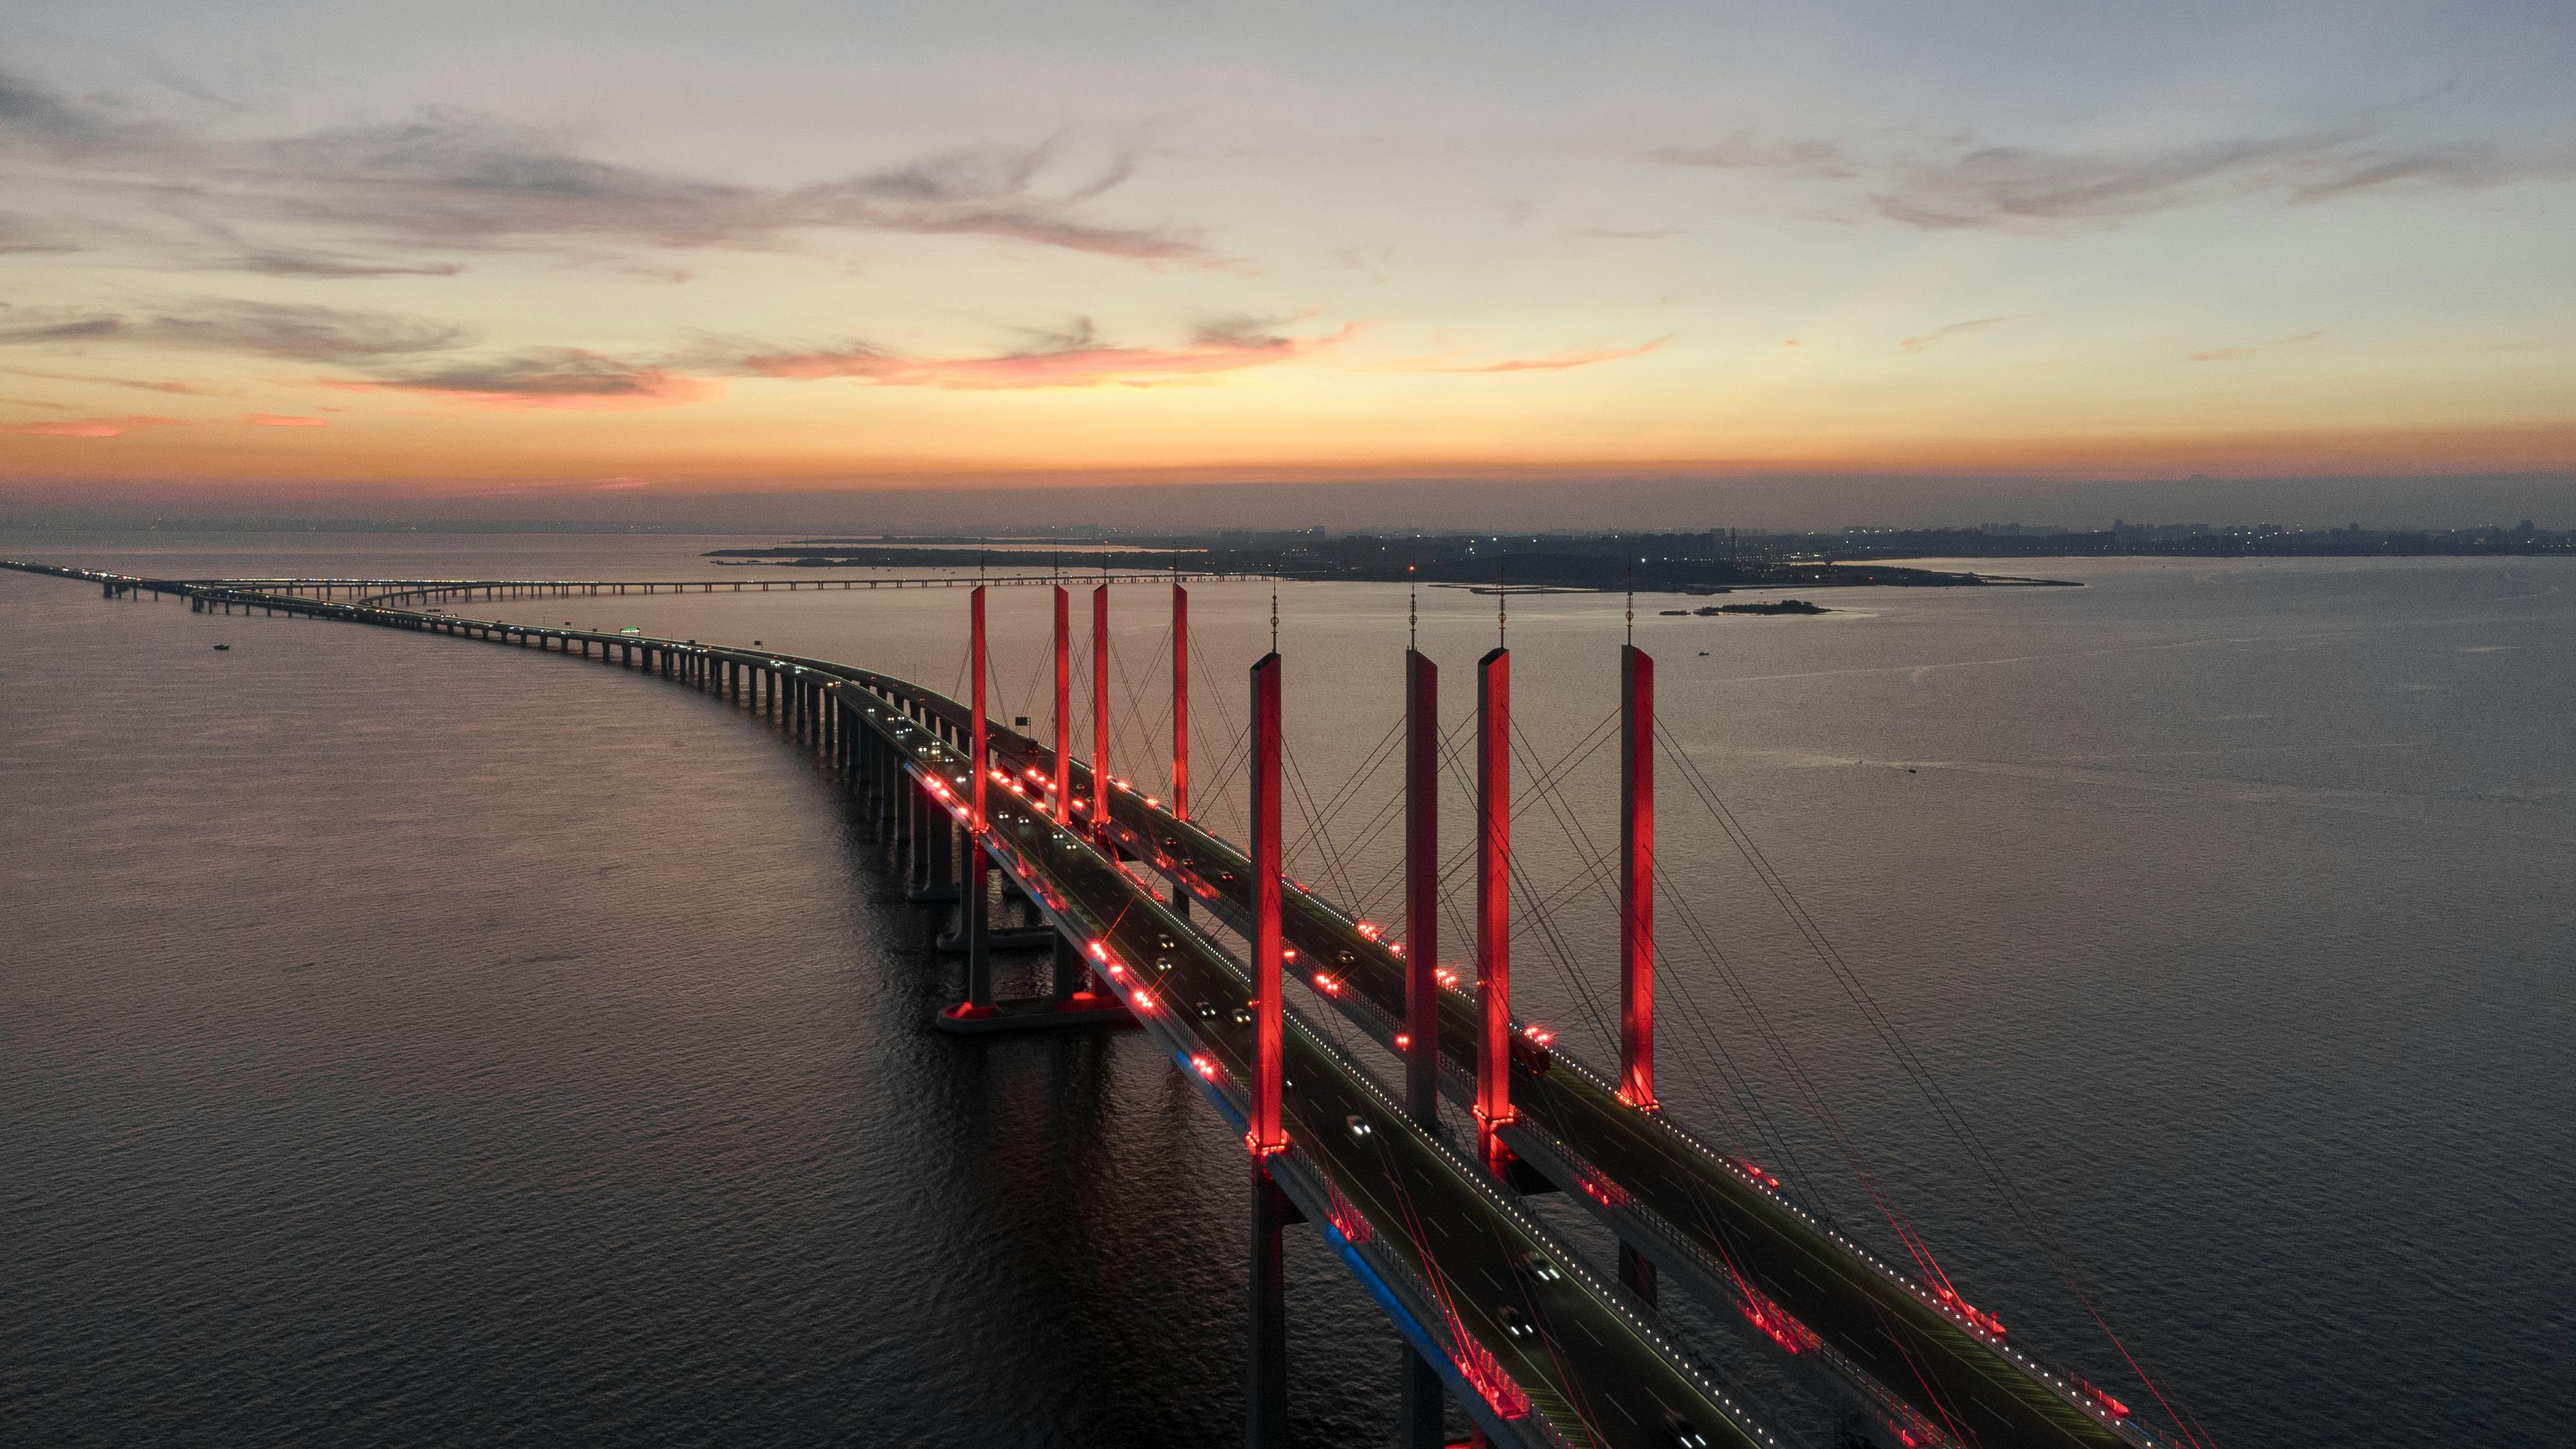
[2186,328,2324,363]
[335,348,714,410]
[0,413,187,437]
[1900,316,2022,354]
[1650,117,2571,231]
[0,298,468,362]
[0,366,223,395]
[0,210,76,254]
[1385,336,1672,374]
[244,412,325,426]
[1871,133,2362,229]
[728,316,1347,390]
[0,70,1209,263]
[222,247,466,279]
[1647,133,1855,180]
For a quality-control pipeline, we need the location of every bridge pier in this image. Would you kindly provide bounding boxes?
[1248,1160,1293,1449]
[913,806,958,903]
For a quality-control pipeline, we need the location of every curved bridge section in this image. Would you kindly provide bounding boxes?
[6,558,1789,1449]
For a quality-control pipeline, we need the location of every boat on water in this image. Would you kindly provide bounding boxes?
[212,643,230,651]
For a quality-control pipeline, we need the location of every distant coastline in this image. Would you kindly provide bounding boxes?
[701,537,2085,591]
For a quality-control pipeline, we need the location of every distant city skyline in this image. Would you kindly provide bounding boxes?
[3,1,2572,504]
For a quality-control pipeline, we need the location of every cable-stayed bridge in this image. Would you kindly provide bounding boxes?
[7,560,2193,1449]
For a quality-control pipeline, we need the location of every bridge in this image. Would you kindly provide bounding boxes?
[5,558,2185,1449]
[154,569,1243,607]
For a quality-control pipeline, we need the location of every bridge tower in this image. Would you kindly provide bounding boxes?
[1245,650,1290,1449]
[1618,641,1660,1305]
[1091,582,1111,833]
[1402,641,1446,1449]
[940,586,995,1025]
[1169,581,1193,920]
[1475,645,1514,1170]
[1404,646,1441,1126]
[1619,642,1656,1112]
[1053,585,1072,826]
[1171,580,1189,822]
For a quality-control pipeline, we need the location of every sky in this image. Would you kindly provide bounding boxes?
[2,1,2572,519]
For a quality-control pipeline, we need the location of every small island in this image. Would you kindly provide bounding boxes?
[1696,598,1828,616]
[1660,599,1830,616]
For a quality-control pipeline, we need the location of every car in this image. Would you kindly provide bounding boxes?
[1496,1305,1537,1341]
[1194,1000,1220,1020]
[1516,1251,1564,1284]
[1153,956,1174,973]
[1661,1410,1714,1448]
[1345,1113,1373,1139]
[1231,1006,1255,1027]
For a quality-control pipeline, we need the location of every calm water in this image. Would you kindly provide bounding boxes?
[3,534,2569,1448]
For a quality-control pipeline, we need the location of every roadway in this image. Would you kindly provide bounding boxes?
[1023,761,2150,1449]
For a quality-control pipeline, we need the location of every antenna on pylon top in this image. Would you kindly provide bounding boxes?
[1497,561,1507,649]
[1408,564,1417,650]
[979,539,987,586]
[1271,578,1279,654]
[1625,564,1634,647]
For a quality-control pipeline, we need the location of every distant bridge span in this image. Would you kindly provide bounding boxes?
[173,571,1249,608]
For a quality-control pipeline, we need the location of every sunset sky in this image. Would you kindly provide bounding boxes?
[3,1,2571,507]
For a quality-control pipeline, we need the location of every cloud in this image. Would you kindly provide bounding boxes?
[1649,111,2571,232]
[1899,316,2022,354]
[1387,336,1672,374]
[1648,133,1855,179]
[0,298,468,361]
[222,247,466,279]
[1,71,1208,263]
[245,412,325,426]
[1576,227,1680,240]
[728,316,1347,390]
[338,347,713,409]
[2186,328,2324,363]
[2286,141,2528,201]
[1870,133,2365,229]
[0,210,76,254]
[0,366,222,395]
[0,413,187,437]
[0,70,141,154]
[1868,132,2573,231]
